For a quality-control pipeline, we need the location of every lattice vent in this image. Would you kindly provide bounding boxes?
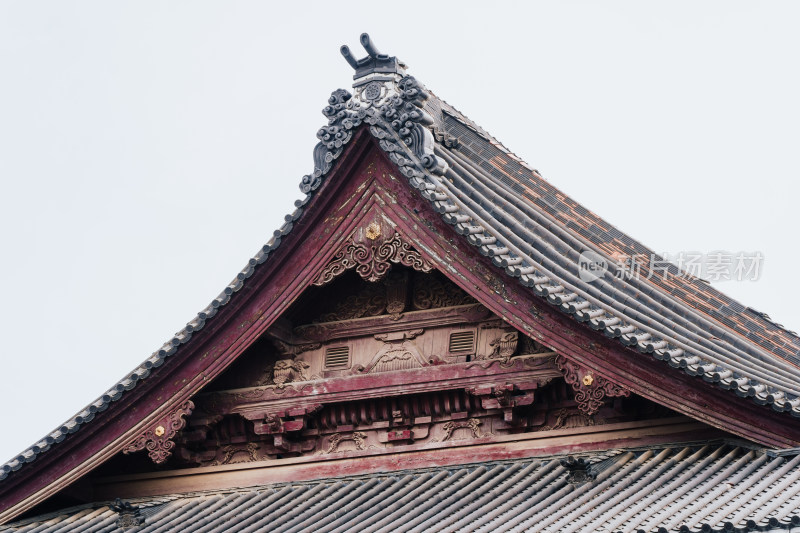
[449,331,475,353]
[325,346,350,368]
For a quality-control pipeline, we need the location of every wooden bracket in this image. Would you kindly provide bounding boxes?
[556,355,630,416]
[122,401,194,465]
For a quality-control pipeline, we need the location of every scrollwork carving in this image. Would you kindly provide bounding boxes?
[435,418,485,442]
[122,401,194,464]
[323,431,368,454]
[412,273,476,310]
[211,443,261,466]
[314,231,433,286]
[301,89,367,194]
[556,355,630,416]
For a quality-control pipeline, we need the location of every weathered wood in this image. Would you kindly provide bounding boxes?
[91,417,720,500]
[2,133,796,524]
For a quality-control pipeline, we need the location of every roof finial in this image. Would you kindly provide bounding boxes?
[360,33,382,59]
[340,33,406,86]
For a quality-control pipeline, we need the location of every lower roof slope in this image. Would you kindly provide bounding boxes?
[4,445,800,533]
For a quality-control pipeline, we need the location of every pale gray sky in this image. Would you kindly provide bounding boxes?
[1,1,798,464]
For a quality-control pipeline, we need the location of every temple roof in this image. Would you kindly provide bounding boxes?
[2,32,799,494]
[3,444,800,533]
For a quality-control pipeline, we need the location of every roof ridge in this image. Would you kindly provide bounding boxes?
[3,47,799,490]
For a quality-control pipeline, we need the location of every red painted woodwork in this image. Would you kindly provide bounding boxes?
[1,129,797,524]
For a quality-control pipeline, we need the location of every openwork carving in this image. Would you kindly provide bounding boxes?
[437,418,484,442]
[314,231,433,286]
[123,400,194,464]
[318,282,387,322]
[412,273,476,310]
[324,431,368,454]
[211,443,260,466]
[556,355,630,416]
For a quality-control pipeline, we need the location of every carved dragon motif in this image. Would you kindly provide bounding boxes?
[474,331,519,363]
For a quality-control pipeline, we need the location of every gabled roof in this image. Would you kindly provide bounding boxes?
[2,32,800,521]
[4,444,800,533]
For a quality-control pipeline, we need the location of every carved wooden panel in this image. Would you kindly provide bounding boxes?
[314,220,433,286]
[122,401,194,464]
[310,269,476,324]
[166,375,679,470]
[556,355,631,416]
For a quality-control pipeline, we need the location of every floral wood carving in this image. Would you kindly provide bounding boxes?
[314,227,433,286]
[123,400,194,464]
[556,355,630,416]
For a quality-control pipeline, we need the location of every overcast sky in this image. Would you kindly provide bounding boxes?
[1,2,798,464]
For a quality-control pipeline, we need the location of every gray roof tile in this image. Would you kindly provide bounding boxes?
[4,445,800,533]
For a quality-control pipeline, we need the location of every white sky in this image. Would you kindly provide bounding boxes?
[1,2,798,464]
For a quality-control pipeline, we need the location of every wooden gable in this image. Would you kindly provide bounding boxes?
[2,34,800,527]
[0,135,739,521]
